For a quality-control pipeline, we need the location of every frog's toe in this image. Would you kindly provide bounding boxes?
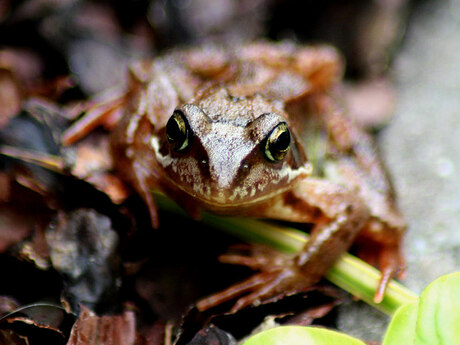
[218,244,295,270]
[196,245,319,312]
[356,239,405,302]
[374,245,406,303]
[196,264,313,312]
[228,269,301,313]
[218,252,272,270]
[196,272,268,311]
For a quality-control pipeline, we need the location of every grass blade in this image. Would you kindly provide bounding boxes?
[154,192,417,315]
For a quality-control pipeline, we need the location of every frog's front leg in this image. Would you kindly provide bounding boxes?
[197,178,369,312]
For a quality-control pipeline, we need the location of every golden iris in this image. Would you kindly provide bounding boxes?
[264,122,291,162]
[166,110,192,152]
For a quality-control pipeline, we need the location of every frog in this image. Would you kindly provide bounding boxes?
[65,41,405,312]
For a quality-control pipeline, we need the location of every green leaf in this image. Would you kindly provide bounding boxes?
[242,326,366,345]
[383,272,460,345]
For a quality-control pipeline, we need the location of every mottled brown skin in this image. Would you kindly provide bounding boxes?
[109,42,405,311]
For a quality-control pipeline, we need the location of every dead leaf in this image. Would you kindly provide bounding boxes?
[0,303,76,345]
[0,68,22,129]
[67,306,135,345]
[0,205,35,253]
[46,209,121,313]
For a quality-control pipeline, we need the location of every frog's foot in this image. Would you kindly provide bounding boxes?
[374,247,406,303]
[355,235,406,303]
[374,245,406,303]
[196,247,316,313]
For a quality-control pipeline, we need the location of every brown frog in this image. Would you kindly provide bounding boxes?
[67,41,405,311]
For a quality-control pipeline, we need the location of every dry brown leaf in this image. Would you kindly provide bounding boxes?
[0,206,34,253]
[0,68,22,129]
[67,306,135,345]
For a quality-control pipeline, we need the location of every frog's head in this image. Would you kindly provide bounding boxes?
[152,87,311,208]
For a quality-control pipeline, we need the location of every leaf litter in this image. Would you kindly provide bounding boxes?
[0,0,410,343]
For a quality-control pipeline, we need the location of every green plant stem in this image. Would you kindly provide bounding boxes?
[154,193,418,315]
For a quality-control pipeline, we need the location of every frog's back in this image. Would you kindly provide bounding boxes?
[125,41,343,130]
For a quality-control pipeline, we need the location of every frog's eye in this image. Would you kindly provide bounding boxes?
[166,110,192,152]
[264,122,291,162]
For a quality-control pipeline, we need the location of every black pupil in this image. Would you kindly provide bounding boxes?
[271,129,290,152]
[166,113,186,145]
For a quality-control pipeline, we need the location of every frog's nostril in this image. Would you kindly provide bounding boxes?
[241,161,250,172]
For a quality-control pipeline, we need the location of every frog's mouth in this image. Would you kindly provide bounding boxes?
[180,182,293,208]
[163,162,311,210]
